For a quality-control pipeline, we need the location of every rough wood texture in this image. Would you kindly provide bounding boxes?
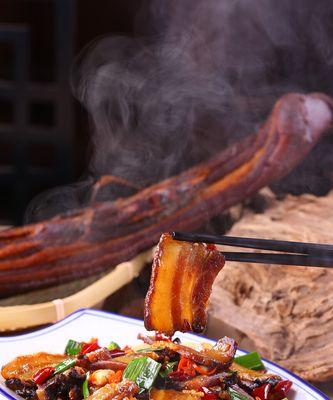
[210,189,333,382]
[0,93,332,297]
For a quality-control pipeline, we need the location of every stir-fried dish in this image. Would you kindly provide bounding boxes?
[1,334,292,400]
[1,233,293,399]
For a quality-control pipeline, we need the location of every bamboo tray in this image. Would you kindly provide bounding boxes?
[0,249,153,332]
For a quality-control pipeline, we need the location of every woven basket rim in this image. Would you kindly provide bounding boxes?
[0,249,153,332]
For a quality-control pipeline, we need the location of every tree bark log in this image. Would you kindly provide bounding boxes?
[210,189,333,382]
[0,93,332,296]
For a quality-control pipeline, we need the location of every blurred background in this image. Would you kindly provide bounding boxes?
[0,0,143,225]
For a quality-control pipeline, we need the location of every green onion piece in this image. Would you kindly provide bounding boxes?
[159,361,177,378]
[107,341,120,350]
[82,372,90,398]
[136,347,164,353]
[122,357,161,392]
[228,387,251,400]
[234,352,265,371]
[65,339,83,356]
[54,358,76,374]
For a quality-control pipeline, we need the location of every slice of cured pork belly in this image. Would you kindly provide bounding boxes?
[144,233,225,335]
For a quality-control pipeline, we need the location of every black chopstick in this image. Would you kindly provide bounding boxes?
[223,252,333,267]
[172,232,333,255]
[172,232,333,268]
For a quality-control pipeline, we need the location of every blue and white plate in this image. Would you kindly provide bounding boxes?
[0,309,329,400]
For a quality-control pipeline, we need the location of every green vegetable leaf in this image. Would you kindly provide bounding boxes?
[234,352,265,371]
[65,339,83,356]
[54,358,76,374]
[159,361,177,378]
[108,341,120,350]
[228,387,251,400]
[122,357,161,392]
[82,372,90,398]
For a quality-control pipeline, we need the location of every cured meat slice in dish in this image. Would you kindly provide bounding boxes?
[144,233,225,335]
[1,353,66,380]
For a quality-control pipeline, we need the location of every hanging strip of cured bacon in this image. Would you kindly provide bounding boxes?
[0,93,332,296]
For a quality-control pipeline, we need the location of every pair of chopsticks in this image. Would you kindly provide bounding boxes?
[172,232,333,268]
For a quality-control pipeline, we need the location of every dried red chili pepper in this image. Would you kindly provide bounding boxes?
[252,383,271,400]
[269,380,292,400]
[81,342,100,355]
[253,380,292,400]
[32,367,55,385]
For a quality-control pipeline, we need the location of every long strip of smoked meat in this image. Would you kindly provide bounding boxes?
[0,93,332,296]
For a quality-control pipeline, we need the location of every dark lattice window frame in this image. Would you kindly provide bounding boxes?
[0,0,75,224]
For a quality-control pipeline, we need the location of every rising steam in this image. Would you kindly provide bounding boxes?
[25,0,333,223]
